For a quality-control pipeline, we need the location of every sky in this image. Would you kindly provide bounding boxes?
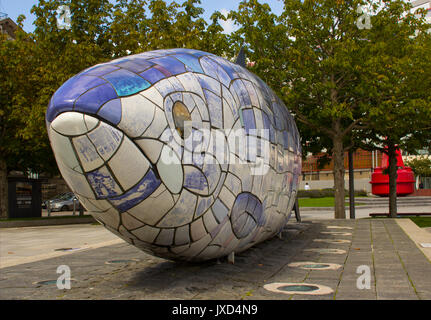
[0,0,285,33]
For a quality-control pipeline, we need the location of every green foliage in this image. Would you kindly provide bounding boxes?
[230,0,431,218]
[405,157,431,177]
[0,0,234,177]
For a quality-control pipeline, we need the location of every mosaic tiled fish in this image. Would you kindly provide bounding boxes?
[46,48,302,262]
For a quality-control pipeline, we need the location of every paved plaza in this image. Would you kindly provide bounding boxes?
[1,216,431,300]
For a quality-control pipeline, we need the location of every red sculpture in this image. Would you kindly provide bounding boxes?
[370,148,415,196]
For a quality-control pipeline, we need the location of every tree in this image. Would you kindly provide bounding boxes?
[269,0,373,219]
[356,0,431,217]
[405,157,431,178]
[231,0,431,219]
[0,0,233,218]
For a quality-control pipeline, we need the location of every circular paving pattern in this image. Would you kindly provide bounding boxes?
[313,239,351,244]
[33,279,76,286]
[321,231,352,236]
[327,226,353,230]
[264,282,334,295]
[288,261,342,270]
[304,248,347,254]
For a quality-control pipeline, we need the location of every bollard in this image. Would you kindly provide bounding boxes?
[73,197,76,216]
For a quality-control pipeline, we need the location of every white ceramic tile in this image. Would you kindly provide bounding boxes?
[192,94,209,121]
[195,245,222,260]
[51,112,88,136]
[122,212,145,230]
[49,128,81,172]
[91,207,120,229]
[218,187,235,209]
[156,189,197,227]
[224,173,242,196]
[174,224,190,246]
[190,218,207,242]
[142,107,167,138]
[209,221,234,247]
[84,114,99,131]
[131,225,160,243]
[135,138,163,163]
[118,94,155,138]
[72,135,104,172]
[87,198,112,211]
[222,86,239,119]
[56,161,95,198]
[87,122,123,162]
[155,228,174,246]
[223,98,235,130]
[127,185,174,225]
[170,243,191,254]
[156,144,183,194]
[108,137,150,190]
[176,72,204,98]
[118,225,139,242]
[74,195,101,212]
[178,233,211,259]
[140,86,164,108]
[182,93,197,111]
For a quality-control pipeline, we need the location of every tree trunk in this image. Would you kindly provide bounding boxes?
[333,136,346,219]
[0,158,8,219]
[387,142,398,218]
[348,149,355,219]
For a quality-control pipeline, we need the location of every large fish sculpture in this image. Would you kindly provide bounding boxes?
[46,48,302,262]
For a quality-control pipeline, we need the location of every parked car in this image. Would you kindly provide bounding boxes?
[43,192,82,212]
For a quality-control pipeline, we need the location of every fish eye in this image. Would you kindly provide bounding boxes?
[172,101,192,139]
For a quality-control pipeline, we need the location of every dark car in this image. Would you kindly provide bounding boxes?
[43,192,82,211]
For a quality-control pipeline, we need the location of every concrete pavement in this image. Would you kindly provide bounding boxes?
[1,216,431,300]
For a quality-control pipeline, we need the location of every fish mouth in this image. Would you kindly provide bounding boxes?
[48,111,176,219]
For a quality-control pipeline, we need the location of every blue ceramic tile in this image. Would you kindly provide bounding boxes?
[204,90,223,128]
[109,169,161,213]
[232,80,251,107]
[241,109,256,134]
[75,83,118,115]
[174,54,204,73]
[149,56,186,75]
[113,59,153,73]
[153,64,172,77]
[140,67,165,84]
[47,75,106,122]
[184,167,208,191]
[283,131,289,149]
[87,167,122,199]
[81,64,120,76]
[198,75,220,95]
[103,69,151,97]
[97,99,122,125]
